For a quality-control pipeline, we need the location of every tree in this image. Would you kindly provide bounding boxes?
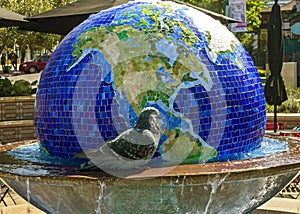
[0,0,75,62]
[235,0,265,64]
[182,0,266,63]
[0,0,266,63]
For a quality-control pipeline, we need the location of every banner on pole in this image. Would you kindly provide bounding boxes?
[228,0,247,32]
[297,0,300,11]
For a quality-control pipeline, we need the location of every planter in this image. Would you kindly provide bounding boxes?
[0,96,35,121]
[0,96,36,143]
[0,120,36,144]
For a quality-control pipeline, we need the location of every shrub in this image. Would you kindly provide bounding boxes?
[0,78,13,96]
[277,99,300,113]
[266,86,300,113]
[11,80,32,96]
[0,78,37,97]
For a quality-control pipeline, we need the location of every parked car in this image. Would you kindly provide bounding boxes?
[19,54,51,73]
[280,126,300,138]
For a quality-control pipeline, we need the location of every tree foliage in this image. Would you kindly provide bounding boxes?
[182,0,265,32]
[236,0,265,60]
[182,0,266,60]
[182,0,224,14]
[0,0,266,63]
[0,0,75,61]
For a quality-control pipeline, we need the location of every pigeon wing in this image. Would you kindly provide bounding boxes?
[107,128,157,160]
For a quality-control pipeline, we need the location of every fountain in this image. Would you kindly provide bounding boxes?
[0,0,300,213]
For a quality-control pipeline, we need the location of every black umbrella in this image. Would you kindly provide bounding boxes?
[0,8,28,27]
[264,0,287,133]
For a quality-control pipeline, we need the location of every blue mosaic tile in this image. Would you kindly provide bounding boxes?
[34,0,266,163]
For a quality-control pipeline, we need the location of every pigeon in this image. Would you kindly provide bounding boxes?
[78,107,161,171]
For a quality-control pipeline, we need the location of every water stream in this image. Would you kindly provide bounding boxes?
[204,173,230,214]
[0,137,289,177]
[26,178,31,203]
[95,181,106,214]
[0,137,297,214]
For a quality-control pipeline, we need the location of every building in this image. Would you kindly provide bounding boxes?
[260,0,300,86]
[260,0,298,61]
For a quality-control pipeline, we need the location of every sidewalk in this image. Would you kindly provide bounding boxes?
[253,197,300,214]
[2,72,41,83]
[0,186,44,214]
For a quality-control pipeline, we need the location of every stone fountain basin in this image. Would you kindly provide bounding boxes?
[0,137,299,214]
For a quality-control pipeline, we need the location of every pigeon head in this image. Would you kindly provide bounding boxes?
[134,107,160,132]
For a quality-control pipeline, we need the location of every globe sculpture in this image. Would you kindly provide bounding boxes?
[3,1,300,213]
[34,0,266,166]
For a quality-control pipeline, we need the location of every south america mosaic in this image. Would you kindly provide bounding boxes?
[34,0,266,166]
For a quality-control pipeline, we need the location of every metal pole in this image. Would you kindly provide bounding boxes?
[274,77,278,133]
[274,105,277,133]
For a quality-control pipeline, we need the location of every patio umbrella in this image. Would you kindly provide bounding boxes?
[20,0,128,35]
[21,0,240,35]
[0,8,28,27]
[264,0,287,133]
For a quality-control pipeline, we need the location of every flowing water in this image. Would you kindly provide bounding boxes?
[204,174,230,214]
[213,137,289,162]
[95,181,106,214]
[0,137,295,214]
[0,137,289,177]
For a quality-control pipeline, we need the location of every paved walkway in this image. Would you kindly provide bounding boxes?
[253,197,300,214]
[0,72,41,83]
[0,183,44,214]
